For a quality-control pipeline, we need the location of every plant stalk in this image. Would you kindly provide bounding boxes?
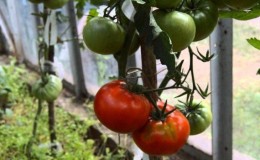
[26,99,43,159]
[43,7,57,154]
[140,38,158,101]
[48,101,57,152]
[115,15,137,78]
[139,21,161,160]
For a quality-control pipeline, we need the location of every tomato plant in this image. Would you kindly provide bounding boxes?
[83,17,126,55]
[44,0,69,9]
[132,101,190,155]
[178,101,212,135]
[31,75,63,102]
[153,9,196,52]
[182,0,219,41]
[150,0,182,9]
[224,0,259,10]
[94,80,151,133]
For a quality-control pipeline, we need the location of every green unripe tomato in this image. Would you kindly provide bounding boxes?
[83,17,126,55]
[32,75,62,102]
[44,0,69,9]
[182,0,219,41]
[186,101,212,135]
[153,10,196,52]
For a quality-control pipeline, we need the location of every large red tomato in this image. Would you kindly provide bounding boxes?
[94,80,151,133]
[132,101,190,155]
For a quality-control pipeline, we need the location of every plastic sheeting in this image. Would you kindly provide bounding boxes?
[0,0,118,94]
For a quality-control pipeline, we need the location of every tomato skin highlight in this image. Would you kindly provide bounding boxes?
[132,101,190,156]
[94,80,151,133]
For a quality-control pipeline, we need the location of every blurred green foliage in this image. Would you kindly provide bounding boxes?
[233,83,260,159]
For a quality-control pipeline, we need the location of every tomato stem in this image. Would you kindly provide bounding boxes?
[176,0,187,10]
[103,0,121,18]
[114,11,137,78]
[144,92,162,118]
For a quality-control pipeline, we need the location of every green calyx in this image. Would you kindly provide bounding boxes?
[150,100,176,122]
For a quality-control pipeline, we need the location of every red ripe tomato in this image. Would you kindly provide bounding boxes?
[94,80,151,133]
[132,101,190,155]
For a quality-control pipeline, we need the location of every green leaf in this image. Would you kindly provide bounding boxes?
[134,3,176,74]
[153,32,176,72]
[87,8,99,22]
[219,9,260,20]
[247,38,260,50]
[197,84,211,98]
[194,48,214,62]
[257,68,260,75]
[75,0,88,18]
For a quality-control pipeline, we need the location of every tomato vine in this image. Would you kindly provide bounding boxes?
[27,0,260,159]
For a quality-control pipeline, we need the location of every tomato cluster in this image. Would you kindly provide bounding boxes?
[82,0,220,54]
[94,80,212,155]
[152,0,220,51]
[81,0,260,55]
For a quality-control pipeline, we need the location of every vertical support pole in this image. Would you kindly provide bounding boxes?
[65,0,90,98]
[210,19,233,160]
